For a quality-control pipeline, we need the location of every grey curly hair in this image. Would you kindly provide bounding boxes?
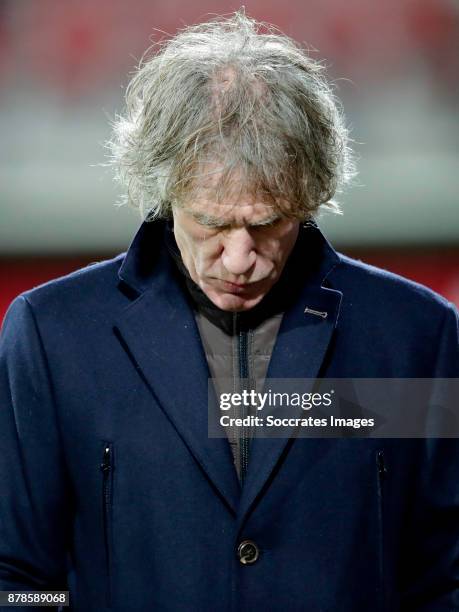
[107,10,356,221]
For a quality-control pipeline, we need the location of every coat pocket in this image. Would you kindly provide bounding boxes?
[100,442,114,608]
[376,449,387,612]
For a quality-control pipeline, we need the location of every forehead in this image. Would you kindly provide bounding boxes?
[181,195,280,225]
[178,164,290,225]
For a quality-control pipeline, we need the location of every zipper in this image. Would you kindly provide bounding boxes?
[233,313,251,484]
[376,449,387,612]
[100,442,114,607]
[238,324,250,483]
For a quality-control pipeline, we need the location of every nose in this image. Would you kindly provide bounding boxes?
[221,227,256,277]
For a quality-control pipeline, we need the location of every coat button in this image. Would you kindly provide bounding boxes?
[237,540,259,565]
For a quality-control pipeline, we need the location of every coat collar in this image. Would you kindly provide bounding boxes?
[118,218,342,296]
[115,219,343,521]
[118,220,168,296]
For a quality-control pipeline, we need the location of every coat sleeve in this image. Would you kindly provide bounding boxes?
[0,296,71,610]
[400,302,459,611]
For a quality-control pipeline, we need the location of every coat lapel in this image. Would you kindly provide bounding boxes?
[114,223,241,514]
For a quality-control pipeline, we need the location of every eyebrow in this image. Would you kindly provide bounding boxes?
[189,210,282,228]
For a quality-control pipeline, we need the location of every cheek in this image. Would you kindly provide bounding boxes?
[257,237,288,264]
[199,239,223,272]
[258,226,298,266]
[183,234,222,274]
[278,225,299,258]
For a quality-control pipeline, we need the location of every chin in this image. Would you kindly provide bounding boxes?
[205,289,266,312]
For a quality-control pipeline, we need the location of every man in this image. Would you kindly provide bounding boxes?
[0,11,458,612]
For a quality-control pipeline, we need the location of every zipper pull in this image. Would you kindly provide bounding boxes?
[100,445,112,473]
[376,450,387,478]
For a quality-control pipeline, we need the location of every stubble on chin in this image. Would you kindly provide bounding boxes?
[203,285,266,312]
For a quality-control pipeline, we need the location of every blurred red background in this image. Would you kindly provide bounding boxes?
[1,0,458,321]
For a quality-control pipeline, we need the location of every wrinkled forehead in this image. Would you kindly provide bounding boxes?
[177,165,290,225]
[180,196,280,226]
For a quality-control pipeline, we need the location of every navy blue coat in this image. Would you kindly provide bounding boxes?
[1,220,458,611]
